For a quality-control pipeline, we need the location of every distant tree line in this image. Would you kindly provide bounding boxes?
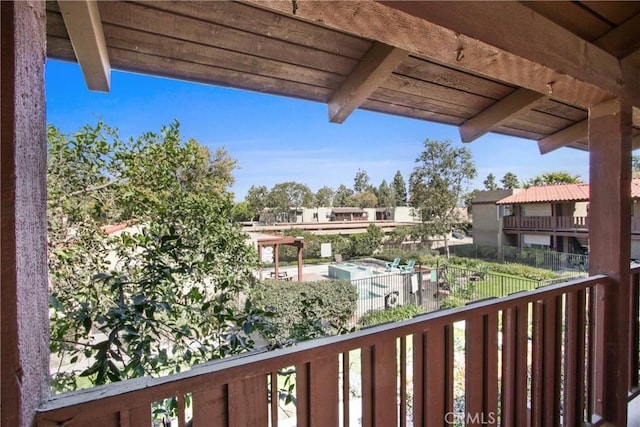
[237,169,409,222]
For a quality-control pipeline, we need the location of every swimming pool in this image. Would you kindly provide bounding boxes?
[328,263,379,281]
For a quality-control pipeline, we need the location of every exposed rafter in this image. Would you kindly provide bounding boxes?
[377,1,639,108]
[247,1,621,109]
[459,88,545,143]
[58,0,110,92]
[539,116,640,154]
[538,120,588,155]
[593,12,640,58]
[329,42,407,123]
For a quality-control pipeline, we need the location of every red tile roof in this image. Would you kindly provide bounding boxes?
[496,183,589,204]
[497,178,640,204]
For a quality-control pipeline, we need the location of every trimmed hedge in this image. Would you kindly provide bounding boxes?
[250,279,358,346]
[358,304,425,328]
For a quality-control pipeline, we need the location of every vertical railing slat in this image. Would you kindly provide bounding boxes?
[399,336,407,427]
[228,375,268,427]
[629,270,640,393]
[343,351,351,427]
[531,300,544,427]
[502,303,529,426]
[270,372,278,427]
[296,364,310,427]
[465,312,498,427]
[565,289,587,425]
[361,337,398,427]
[192,386,228,427]
[542,296,562,426]
[424,324,454,426]
[122,406,151,427]
[296,356,340,427]
[412,332,425,426]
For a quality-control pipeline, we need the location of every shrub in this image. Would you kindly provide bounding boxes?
[358,304,425,328]
[250,279,358,346]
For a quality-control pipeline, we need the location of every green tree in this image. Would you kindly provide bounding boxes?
[483,173,498,190]
[231,201,254,222]
[524,171,582,187]
[500,172,520,189]
[376,180,395,207]
[314,186,335,207]
[245,185,269,220]
[267,181,314,222]
[353,169,371,193]
[348,224,384,257]
[348,190,378,208]
[409,139,476,257]
[48,121,265,392]
[334,184,354,207]
[392,170,408,206]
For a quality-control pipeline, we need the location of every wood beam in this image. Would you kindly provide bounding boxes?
[58,0,110,91]
[538,120,588,155]
[539,112,640,154]
[459,88,545,143]
[380,1,639,107]
[329,42,407,123]
[247,1,629,109]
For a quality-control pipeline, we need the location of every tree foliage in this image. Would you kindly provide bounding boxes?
[334,184,354,207]
[483,173,498,190]
[48,121,265,392]
[409,139,476,257]
[348,190,378,208]
[500,172,520,189]
[392,170,408,206]
[314,186,335,207]
[245,185,269,220]
[376,180,395,207]
[266,181,314,222]
[524,171,582,187]
[353,168,371,193]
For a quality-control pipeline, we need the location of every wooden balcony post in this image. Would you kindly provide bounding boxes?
[588,98,632,425]
[1,2,50,426]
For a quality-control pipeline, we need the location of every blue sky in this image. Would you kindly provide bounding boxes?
[46,59,590,201]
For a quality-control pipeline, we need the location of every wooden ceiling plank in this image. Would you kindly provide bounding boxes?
[370,88,479,118]
[138,1,371,60]
[96,2,358,76]
[592,13,640,58]
[383,74,495,112]
[107,47,334,103]
[361,100,465,126]
[248,0,623,108]
[102,25,346,89]
[396,57,514,99]
[459,88,546,142]
[57,0,110,91]
[538,120,588,154]
[329,42,408,123]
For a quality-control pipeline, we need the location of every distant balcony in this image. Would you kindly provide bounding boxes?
[36,270,640,426]
[503,215,589,232]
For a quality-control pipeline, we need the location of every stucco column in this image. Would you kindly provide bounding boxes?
[588,98,632,425]
[1,1,50,425]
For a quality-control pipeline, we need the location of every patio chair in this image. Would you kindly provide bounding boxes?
[385,257,401,271]
[399,259,416,273]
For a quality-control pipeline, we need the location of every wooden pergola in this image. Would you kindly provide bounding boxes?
[3,1,640,425]
[254,234,306,282]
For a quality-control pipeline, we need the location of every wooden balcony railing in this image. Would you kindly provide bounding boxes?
[37,276,613,427]
[503,215,589,231]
